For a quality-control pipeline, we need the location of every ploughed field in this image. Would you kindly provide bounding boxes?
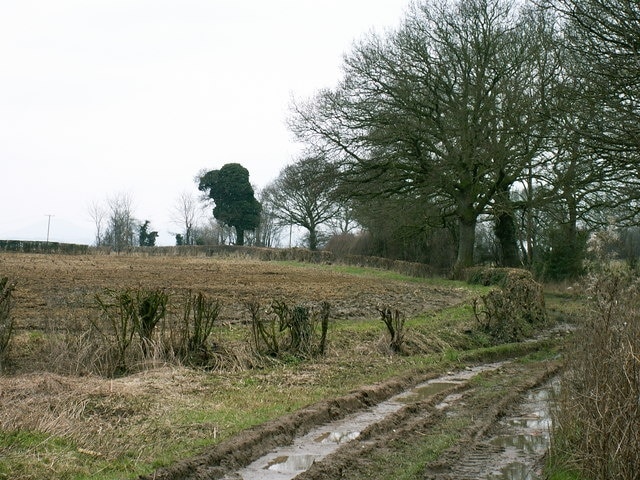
[3,252,466,335]
[0,252,486,479]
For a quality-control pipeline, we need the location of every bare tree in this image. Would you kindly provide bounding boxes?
[547,0,640,156]
[88,200,107,246]
[326,202,360,236]
[265,156,340,251]
[255,187,284,248]
[171,191,201,245]
[103,193,137,252]
[290,0,559,270]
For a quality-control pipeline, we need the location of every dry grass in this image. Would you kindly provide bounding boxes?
[1,370,167,452]
[550,265,640,479]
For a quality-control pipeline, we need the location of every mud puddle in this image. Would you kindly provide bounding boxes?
[221,362,505,480]
[450,379,558,480]
[486,380,557,479]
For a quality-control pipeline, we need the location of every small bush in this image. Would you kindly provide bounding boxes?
[248,299,281,358]
[178,291,222,365]
[248,299,331,359]
[135,289,168,356]
[472,268,547,343]
[377,306,405,353]
[0,277,16,370]
[93,288,168,376]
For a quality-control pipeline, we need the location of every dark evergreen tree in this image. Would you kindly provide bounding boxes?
[138,220,158,247]
[197,163,262,246]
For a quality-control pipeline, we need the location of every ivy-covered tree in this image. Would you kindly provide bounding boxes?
[138,220,158,247]
[197,163,262,246]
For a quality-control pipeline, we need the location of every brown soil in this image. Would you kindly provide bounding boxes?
[0,252,467,330]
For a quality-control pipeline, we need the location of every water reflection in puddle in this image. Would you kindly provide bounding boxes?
[265,454,319,472]
[484,380,558,480]
[397,382,458,403]
[314,430,360,444]
[489,461,541,480]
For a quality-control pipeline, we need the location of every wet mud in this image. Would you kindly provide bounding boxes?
[219,364,504,480]
[142,361,562,480]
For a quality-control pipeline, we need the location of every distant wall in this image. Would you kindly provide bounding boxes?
[0,240,89,255]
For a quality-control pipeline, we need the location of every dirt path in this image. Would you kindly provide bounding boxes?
[142,357,561,480]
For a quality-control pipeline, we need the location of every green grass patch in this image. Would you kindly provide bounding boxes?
[274,261,486,291]
[364,427,464,480]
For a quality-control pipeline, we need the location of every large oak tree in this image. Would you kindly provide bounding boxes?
[290,0,559,271]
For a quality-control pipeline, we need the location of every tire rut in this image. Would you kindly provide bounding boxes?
[422,362,561,480]
[298,360,562,480]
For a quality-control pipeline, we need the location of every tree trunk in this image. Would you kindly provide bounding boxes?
[455,217,477,274]
[236,228,245,246]
[495,211,520,267]
[494,185,520,267]
[308,228,318,251]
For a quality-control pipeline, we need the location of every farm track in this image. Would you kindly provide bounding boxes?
[143,356,562,480]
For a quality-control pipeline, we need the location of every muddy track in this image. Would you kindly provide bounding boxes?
[141,356,562,480]
[297,360,561,480]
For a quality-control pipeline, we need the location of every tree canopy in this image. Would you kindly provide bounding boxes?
[197,163,262,246]
[290,0,559,271]
[264,156,339,251]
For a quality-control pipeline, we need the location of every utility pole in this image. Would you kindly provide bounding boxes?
[45,214,54,243]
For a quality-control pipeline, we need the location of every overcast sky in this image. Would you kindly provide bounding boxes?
[0,0,410,246]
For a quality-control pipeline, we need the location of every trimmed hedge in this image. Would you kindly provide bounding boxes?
[0,240,89,255]
[469,267,547,343]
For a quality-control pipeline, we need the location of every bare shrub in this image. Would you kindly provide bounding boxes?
[376,306,405,353]
[93,291,138,376]
[177,291,222,365]
[550,265,640,479]
[471,268,547,343]
[248,299,281,357]
[93,288,168,376]
[289,305,313,354]
[0,276,16,370]
[248,299,330,359]
[135,289,168,356]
